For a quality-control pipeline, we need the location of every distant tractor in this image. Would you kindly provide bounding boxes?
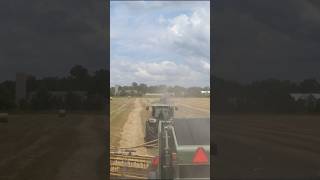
[144,104,178,143]
[58,109,66,117]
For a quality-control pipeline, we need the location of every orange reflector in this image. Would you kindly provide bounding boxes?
[151,156,159,168]
[192,147,208,164]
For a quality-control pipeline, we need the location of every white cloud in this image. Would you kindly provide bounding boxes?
[110,2,210,87]
[165,7,210,59]
[158,15,167,24]
[111,59,207,87]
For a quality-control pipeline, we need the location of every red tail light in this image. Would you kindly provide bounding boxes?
[151,156,159,168]
[172,152,177,161]
[192,147,208,164]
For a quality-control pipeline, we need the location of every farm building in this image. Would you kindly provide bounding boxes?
[124,89,138,95]
[114,85,120,95]
[290,93,320,101]
[201,90,210,96]
[290,93,320,108]
[144,93,164,97]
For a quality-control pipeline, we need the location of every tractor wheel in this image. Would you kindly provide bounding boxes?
[145,123,151,142]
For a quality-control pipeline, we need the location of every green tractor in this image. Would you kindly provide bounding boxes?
[148,118,213,179]
[144,104,178,143]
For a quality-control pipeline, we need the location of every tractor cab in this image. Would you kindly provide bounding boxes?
[149,104,177,120]
[146,104,177,124]
[144,104,178,143]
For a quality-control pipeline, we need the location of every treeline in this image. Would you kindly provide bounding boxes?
[110,82,210,97]
[214,77,320,113]
[0,81,15,110]
[0,65,107,111]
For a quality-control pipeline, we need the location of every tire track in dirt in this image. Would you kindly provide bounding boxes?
[119,98,148,155]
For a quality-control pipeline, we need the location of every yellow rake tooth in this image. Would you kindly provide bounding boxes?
[110,152,153,179]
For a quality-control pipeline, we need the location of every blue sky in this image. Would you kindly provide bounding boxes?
[110,1,210,87]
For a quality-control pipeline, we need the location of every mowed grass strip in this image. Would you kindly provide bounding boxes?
[214,115,320,159]
[171,98,210,118]
[110,97,135,147]
[0,114,99,180]
[171,97,210,111]
[110,98,131,118]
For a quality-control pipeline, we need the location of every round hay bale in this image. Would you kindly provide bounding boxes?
[0,113,8,123]
[58,109,66,117]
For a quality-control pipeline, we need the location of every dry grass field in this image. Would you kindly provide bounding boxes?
[110,97,210,155]
[110,97,135,147]
[171,97,210,118]
[110,97,158,154]
[213,114,320,178]
[0,113,105,180]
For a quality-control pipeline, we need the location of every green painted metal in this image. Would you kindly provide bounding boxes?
[176,145,210,165]
[155,116,210,179]
[171,125,210,165]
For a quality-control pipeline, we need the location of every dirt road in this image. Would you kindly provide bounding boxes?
[0,113,105,180]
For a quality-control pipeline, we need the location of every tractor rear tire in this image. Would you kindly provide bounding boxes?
[145,123,151,142]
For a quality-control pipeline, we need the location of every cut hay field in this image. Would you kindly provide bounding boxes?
[213,114,320,178]
[171,97,210,118]
[0,113,105,180]
[110,97,158,148]
[110,97,135,147]
[110,97,210,150]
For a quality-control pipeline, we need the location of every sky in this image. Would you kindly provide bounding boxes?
[0,0,106,82]
[213,0,320,83]
[110,1,210,87]
[3,0,318,85]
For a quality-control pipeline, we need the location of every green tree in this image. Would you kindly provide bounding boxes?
[299,78,320,93]
[70,65,89,80]
[65,92,82,110]
[30,88,52,110]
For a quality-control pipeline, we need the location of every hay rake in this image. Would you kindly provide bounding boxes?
[110,139,158,179]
